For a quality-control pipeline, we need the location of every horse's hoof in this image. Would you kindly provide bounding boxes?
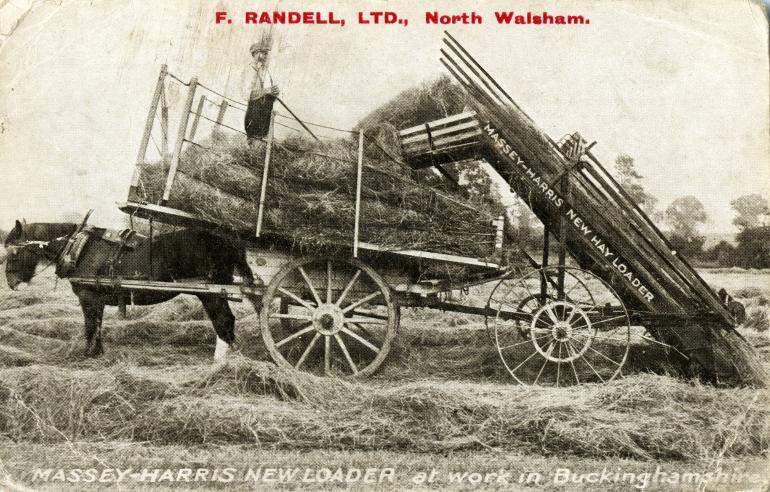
[228,349,246,361]
[85,343,104,358]
[214,337,232,361]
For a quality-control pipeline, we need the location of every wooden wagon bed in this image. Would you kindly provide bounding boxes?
[117,199,506,297]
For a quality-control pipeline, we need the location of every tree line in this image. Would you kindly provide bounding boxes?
[614,154,769,269]
[491,154,768,270]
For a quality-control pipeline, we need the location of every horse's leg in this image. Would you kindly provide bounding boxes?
[235,248,259,287]
[77,290,105,356]
[233,249,263,315]
[198,295,236,361]
[93,303,105,355]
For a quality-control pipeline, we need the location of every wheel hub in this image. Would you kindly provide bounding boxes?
[531,301,593,362]
[553,321,572,341]
[312,303,345,335]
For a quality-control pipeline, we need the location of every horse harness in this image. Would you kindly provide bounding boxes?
[14,227,144,279]
[56,227,144,278]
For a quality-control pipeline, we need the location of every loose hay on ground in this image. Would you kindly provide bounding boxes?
[0,360,766,461]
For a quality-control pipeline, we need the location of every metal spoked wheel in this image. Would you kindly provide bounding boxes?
[485,270,593,340]
[260,257,399,378]
[485,266,630,386]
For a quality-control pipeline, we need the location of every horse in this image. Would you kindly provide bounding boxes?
[4,220,257,359]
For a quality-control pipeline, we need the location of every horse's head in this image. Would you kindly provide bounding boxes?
[3,219,81,289]
[5,243,44,290]
[4,219,26,248]
[6,220,78,248]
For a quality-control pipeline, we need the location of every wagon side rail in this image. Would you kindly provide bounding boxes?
[68,277,263,301]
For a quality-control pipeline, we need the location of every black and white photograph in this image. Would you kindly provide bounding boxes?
[0,1,768,490]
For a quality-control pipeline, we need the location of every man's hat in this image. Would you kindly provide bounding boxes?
[250,32,272,55]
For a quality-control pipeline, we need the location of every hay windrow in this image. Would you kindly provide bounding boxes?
[136,135,496,264]
[0,361,766,460]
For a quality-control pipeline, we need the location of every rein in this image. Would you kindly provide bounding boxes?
[15,240,50,247]
[6,234,73,282]
[11,235,71,260]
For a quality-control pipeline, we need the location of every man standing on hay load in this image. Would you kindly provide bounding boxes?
[244,33,279,141]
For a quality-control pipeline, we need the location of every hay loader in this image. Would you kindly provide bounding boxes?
[394,32,767,386]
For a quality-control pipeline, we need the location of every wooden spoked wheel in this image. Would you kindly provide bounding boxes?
[260,257,399,378]
[486,266,630,386]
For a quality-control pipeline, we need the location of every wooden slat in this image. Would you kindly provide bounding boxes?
[255,111,275,237]
[402,136,478,153]
[68,277,263,299]
[357,242,499,269]
[405,142,482,168]
[118,201,218,229]
[402,130,482,155]
[129,64,167,201]
[400,120,480,145]
[161,77,198,204]
[353,131,364,257]
[398,111,477,136]
[188,95,206,141]
[404,135,481,155]
[430,117,478,132]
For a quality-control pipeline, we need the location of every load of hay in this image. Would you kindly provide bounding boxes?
[136,133,497,260]
[354,74,469,159]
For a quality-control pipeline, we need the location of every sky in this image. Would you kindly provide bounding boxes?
[0,0,767,233]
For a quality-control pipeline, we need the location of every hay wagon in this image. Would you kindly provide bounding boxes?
[87,34,765,387]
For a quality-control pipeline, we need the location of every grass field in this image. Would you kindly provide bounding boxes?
[0,264,767,491]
